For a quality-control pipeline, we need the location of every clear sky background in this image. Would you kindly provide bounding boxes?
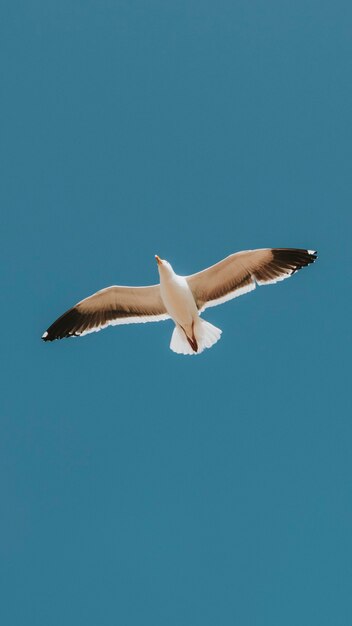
[1,1,351,624]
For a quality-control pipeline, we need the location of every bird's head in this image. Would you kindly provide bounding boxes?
[155,255,174,277]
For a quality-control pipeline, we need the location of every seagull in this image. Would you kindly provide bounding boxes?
[42,248,317,355]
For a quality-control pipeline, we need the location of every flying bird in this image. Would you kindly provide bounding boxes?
[42,248,317,355]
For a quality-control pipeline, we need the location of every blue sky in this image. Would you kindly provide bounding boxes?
[1,1,351,624]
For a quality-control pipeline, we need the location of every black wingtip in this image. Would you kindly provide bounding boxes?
[41,306,84,342]
[272,248,318,269]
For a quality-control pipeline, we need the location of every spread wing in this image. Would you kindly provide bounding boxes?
[187,248,317,311]
[42,284,169,341]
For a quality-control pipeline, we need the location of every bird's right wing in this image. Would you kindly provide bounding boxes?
[42,284,169,341]
[187,248,317,312]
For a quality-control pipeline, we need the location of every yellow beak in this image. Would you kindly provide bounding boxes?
[155,255,162,266]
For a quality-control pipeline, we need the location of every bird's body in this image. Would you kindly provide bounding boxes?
[156,257,221,353]
[42,247,317,355]
[159,270,197,327]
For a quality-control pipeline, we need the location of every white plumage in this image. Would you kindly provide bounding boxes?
[42,247,317,355]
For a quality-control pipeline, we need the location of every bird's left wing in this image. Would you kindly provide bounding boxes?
[187,248,317,312]
[42,284,169,341]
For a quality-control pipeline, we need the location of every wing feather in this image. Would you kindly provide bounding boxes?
[187,248,317,311]
[42,284,169,341]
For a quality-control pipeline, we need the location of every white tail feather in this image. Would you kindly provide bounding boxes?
[170,319,222,356]
[196,319,222,352]
[170,326,194,355]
